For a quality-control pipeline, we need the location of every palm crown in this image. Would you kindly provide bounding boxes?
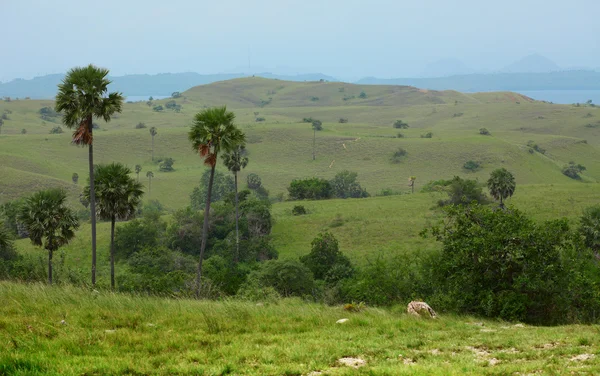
[189,106,245,167]
[487,168,516,204]
[84,163,144,221]
[222,145,249,173]
[55,64,124,145]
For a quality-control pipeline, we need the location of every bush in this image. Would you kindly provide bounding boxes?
[312,120,323,130]
[420,132,433,138]
[479,128,491,135]
[21,129,27,134]
[420,179,453,193]
[390,148,407,163]
[463,160,481,172]
[49,126,63,134]
[135,122,147,129]
[172,92,182,98]
[153,105,164,112]
[302,117,315,123]
[393,120,409,129]
[292,205,307,215]
[288,178,332,200]
[562,162,586,179]
[438,176,488,207]
[191,170,235,210]
[247,173,262,190]
[358,91,367,99]
[159,157,175,172]
[255,117,266,122]
[310,96,319,102]
[251,259,315,297]
[527,141,546,154]
[114,215,165,260]
[424,204,599,324]
[329,170,369,198]
[300,232,353,284]
[396,133,404,138]
[338,118,348,123]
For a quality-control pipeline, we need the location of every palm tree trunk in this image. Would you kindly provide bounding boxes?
[88,117,97,286]
[148,177,151,194]
[312,128,316,161]
[196,163,216,298]
[48,249,53,285]
[234,171,239,264]
[151,136,154,161]
[110,216,116,290]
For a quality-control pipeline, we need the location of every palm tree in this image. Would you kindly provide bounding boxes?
[72,172,79,184]
[135,164,142,181]
[487,168,516,208]
[408,176,416,194]
[311,120,322,160]
[222,145,249,263]
[189,106,245,297]
[84,163,143,289]
[146,171,154,194]
[0,221,13,256]
[55,65,124,286]
[149,127,158,161]
[18,189,79,284]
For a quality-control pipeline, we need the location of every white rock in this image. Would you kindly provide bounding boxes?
[59,320,67,326]
[336,318,349,324]
[337,357,365,368]
[105,329,116,334]
[571,353,595,362]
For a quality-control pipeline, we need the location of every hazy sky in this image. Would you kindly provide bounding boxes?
[1,0,598,82]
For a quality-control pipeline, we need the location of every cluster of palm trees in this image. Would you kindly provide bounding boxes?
[15,65,248,294]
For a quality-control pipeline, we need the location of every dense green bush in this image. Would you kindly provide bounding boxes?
[463,160,481,172]
[49,126,63,134]
[159,157,175,172]
[250,259,315,297]
[390,148,407,163]
[420,132,433,138]
[562,162,586,179]
[190,170,234,210]
[438,176,488,206]
[292,205,307,215]
[135,122,147,129]
[393,120,409,129]
[330,170,369,199]
[479,128,491,135]
[300,232,353,284]
[288,178,332,200]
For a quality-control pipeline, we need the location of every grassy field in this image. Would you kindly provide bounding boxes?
[1,282,599,375]
[0,77,599,209]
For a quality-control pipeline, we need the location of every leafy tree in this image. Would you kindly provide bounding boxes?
[72,172,79,184]
[0,221,18,263]
[135,164,142,181]
[393,120,409,129]
[149,127,158,161]
[114,213,165,260]
[146,171,154,194]
[579,205,600,255]
[562,162,586,180]
[222,145,249,263]
[188,106,245,296]
[252,259,315,297]
[190,170,235,210]
[358,91,367,99]
[135,122,147,129]
[288,178,332,200]
[172,91,182,98]
[159,157,175,172]
[390,148,407,163]
[49,126,63,134]
[439,176,488,207]
[55,64,124,286]
[487,168,516,208]
[18,189,79,284]
[84,163,144,289]
[153,105,164,112]
[330,170,369,198]
[247,173,262,190]
[311,120,322,160]
[300,232,353,283]
[479,127,491,135]
[292,205,307,215]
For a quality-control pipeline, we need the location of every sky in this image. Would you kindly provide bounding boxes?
[1,0,599,82]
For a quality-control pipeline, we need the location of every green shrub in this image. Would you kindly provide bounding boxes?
[252,259,315,297]
[393,120,409,129]
[562,162,586,179]
[190,170,234,209]
[135,122,147,129]
[463,160,481,172]
[159,157,175,172]
[255,117,266,122]
[49,126,63,134]
[300,232,353,284]
[479,128,491,135]
[330,170,369,199]
[292,205,307,215]
[358,91,367,99]
[527,141,546,154]
[390,148,407,163]
[338,118,348,123]
[152,105,164,112]
[288,178,332,200]
[420,132,433,138]
[438,176,488,206]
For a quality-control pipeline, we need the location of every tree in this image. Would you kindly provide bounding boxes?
[579,205,600,255]
[55,64,124,286]
[479,128,491,135]
[330,170,369,198]
[247,173,262,190]
[393,120,409,129]
[135,165,142,181]
[190,170,235,210]
[188,106,245,296]
[149,127,158,161]
[222,145,249,263]
[408,176,416,194]
[72,173,79,184]
[487,168,516,208]
[562,162,586,180]
[172,92,182,98]
[146,171,154,194]
[18,189,79,284]
[312,120,322,160]
[439,176,488,207]
[463,160,481,172]
[159,157,175,172]
[300,232,353,282]
[84,163,144,289]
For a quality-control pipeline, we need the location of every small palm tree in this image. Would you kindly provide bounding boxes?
[0,221,13,256]
[487,168,516,208]
[55,64,124,286]
[146,171,154,194]
[135,164,142,181]
[84,163,144,289]
[189,106,245,296]
[408,176,416,194]
[149,127,158,161]
[18,189,79,284]
[222,145,249,263]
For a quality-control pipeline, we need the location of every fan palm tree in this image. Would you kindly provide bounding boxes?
[84,163,143,289]
[55,64,124,286]
[146,171,154,194]
[222,145,249,263]
[135,164,142,181]
[189,106,245,297]
[18,189,79,284]
[487,168,516,208]
[0,221,13,257]
[149,127,158,161]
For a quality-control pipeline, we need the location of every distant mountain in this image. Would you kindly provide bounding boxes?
[0,72,339,99]
[356,71,600,91]
[500,54,561,73]
[420,58,475,77]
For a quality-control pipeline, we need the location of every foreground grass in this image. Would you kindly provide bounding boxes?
[1,282,599,375]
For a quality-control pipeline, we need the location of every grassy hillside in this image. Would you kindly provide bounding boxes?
[1,282,599,375]
[1,77,599,209]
